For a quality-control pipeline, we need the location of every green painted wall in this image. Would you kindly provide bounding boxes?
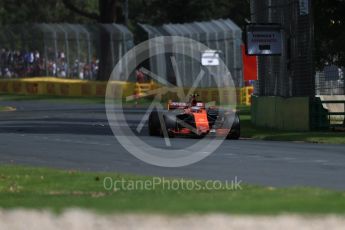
[251,96,310,131]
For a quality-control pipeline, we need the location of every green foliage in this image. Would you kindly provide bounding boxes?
[0,0,250,28]
[0,0,98,24]
[314,0,345,69]
[129,0,249,27]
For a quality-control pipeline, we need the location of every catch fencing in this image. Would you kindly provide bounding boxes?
[0,20,243,89]
[0,23,134,80]
[315,66,344,96]
[138,19,243,88]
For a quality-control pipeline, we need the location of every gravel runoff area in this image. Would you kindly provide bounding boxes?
[0,209,345,230]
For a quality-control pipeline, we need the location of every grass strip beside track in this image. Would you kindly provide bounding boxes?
[0,165,345,214]
[238,106,345,144]
[0,106,16,111]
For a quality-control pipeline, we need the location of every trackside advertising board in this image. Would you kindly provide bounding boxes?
[245,24,283,56]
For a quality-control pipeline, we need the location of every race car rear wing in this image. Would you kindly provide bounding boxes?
[168,102,188,110]
[167,101,206,110]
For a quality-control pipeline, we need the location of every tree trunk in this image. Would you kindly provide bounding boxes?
[62,0,119,81]
[97,0,117,81]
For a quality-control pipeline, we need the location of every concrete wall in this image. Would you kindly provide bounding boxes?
[251,96,310,131]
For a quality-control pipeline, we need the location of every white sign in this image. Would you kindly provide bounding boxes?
[246,24,283,56]
[299,0,309,15]
[201,50,220,66]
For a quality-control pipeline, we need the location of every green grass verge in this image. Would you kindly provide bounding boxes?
[0,165,345,214]
[240,115,345,144]
[0,105,16,111]
[238,106,345,144]
[0,106,8,111]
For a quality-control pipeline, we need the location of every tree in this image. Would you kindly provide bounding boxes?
[128,0,249,27]
[62,0,118,23]
[314,0,345,69]
[62,0,119,80]
[0,0,97,24]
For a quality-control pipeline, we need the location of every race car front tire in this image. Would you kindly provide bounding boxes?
[148,111,161,136]
[227,112,240,140]
[160,112,176,138]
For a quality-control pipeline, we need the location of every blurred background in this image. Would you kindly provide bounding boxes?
[0,0,344,129]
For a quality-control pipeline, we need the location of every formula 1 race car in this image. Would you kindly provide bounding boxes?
[148,94,240,139]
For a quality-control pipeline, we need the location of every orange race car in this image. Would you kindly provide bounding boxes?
[148,94,240,139]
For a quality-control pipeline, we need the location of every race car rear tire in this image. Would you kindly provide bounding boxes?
[148,111,161,136]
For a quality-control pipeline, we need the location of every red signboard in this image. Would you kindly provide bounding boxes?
[241,45,258,81]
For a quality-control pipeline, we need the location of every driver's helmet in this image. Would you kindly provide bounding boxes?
[190,93,199,106]
[191,98,197,106]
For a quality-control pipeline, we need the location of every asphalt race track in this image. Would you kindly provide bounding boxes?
[0,100,345,190]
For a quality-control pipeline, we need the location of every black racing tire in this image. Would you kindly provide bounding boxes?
[148,111,161,136]
[160,112,176,138]
[227,112,240,140]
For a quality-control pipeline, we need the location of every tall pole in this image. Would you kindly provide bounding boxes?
[124,0,129,27]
